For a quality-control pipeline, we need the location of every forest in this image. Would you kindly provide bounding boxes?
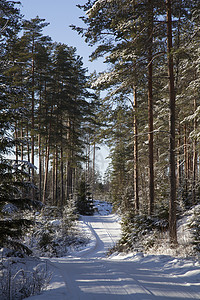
[72,0,200,250]
[0,0,200,277]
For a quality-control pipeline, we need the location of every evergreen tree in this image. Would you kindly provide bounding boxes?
[72,0,166,214]
[166,0,177,244]
[74,0,200,248]
[0,0,36,253]
[22,16,51,198]
[76,176,94,215]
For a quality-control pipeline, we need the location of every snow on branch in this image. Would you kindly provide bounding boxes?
[86,0,112,18]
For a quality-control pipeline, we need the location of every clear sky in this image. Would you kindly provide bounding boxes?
[19,0,110,175]
[19,0,104,74]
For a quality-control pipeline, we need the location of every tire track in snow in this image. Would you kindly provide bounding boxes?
[80,214,120,259]
[27,209,200,299]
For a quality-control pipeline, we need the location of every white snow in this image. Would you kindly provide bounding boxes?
[49,219,62,226]
[26,201,200,300]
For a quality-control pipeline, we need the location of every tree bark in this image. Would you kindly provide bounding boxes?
[133,86,139,212]
[42,137,50,204]
[20,127,23,163]
[60,111,64,207]
[92,142,96,201]
[66,117,73,201]
[31,41,35,200]
[148,0,154,215]
[15,122,18,162]
[66,160,73,200]
[60,141,64,208]
[38,133,42,202]
[26,124,30,175]
[166,0,177,245]
[42,107,53,204]
[184,124,188,191]
[192,99,197,204]
[55,146,58,206]
[177,124,182,188]
[38,88,42,202]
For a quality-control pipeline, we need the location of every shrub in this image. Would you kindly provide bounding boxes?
[187,206,200,252]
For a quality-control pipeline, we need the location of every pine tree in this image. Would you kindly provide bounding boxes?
[73,0,166,214]
[22,16,51,199]
[74,0,200,248]
[0,0,37,254]
[166,0,177,245]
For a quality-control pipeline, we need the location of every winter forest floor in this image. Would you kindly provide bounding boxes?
[25,201,200,300]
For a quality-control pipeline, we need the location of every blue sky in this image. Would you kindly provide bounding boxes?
[19,0,104,74]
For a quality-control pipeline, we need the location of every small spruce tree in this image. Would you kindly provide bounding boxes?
[76,177,94,215]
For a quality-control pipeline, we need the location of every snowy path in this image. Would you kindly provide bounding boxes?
[27,213,200,300]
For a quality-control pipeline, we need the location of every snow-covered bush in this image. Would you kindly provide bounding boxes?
[109,203,200,258]
[112,210,169,253]
[0,250,52,300]
[0,157,41,256]
[24,205,90,257]
[187,205,200,252]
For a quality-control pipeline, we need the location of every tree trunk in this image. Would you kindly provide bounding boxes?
[31,44,35,200]
[60,141,64,208]
[192,99,197,204]
[66,117,73,201]
[166,0,177,245]
[184,124,188,191]
[38,133,42,202]
[87,141,90,184]
[52,154,55,205]
[177,123,182,188]
[42,137,50,204]
[38,88,42,202]
[72,167,76,199]
[20,127,23,163]
[85,142,90,184]
[148,0,154,215]
[55,146,58,206]
[42,107,53,204]
[15,122,18,162]
[26,124,30,175]
[66,160,73,200]
[60,110,64,207]
[133,86,139,212]
[92,142,96,201]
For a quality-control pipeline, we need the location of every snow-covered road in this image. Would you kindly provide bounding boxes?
[27,212,200,300]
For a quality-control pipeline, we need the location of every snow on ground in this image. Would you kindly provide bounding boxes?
[142,205,200,259]
[93,200,112,215]
[26,201,200,300]
[0,253,52,300]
